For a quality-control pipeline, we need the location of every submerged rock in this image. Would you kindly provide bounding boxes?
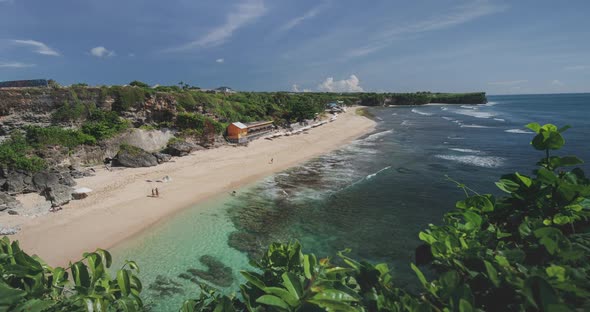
[148,275,185,298]
[178,255,234,287]
[114,145,158,168]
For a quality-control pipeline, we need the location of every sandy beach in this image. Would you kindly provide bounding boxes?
[4,108,375,267]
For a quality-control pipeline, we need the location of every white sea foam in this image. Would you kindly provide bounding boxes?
[449,148,482,154]
[460,124,492,128]
[366,166,392,179]
[401,120,412,126]
[460,105,477,109]
[441,107,448,111]
[485,101,498,106]
[452,120,461,123]
[442,117,454,121]
[447,136,465,140]
[411,108,433,116]
[391,112,397,116]
[493,118,505,122]
[453,109,495,119]
[505,129,534,134]
[435,155,504,168]
[364,129,393,141]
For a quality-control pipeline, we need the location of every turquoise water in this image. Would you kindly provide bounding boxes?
[111,193,251,310]
[111,93,590,310]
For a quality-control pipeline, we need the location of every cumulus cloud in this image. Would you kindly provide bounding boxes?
[487,80,527,86]
[0,62,35,68]
[551,79,564,86]
[12,39,60,56]
[318,74,364,92]
[216,58,224,63]
[90,46,115,58]
[168,0,267,52]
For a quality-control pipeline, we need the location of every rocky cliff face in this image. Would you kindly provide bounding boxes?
[0,87,183,139]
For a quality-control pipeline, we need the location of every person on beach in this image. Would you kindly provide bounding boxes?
[155,188,159,197]
[151,188,155,197]
[270,158,274,164]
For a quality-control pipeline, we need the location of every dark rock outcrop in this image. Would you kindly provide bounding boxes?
[42,184,73,207]
[2,170,34,194]
[153,152,172,164]
[113,145,158,168]
[165,141,199,157]
[0,192,22,212]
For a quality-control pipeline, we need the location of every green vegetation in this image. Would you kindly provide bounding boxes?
[359,92,487,106]
[81,110,130,141]
[25,126,96,148]
[2,123,588,311]
[0,133,46,172]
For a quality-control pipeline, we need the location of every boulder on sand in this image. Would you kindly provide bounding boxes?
[0,192,22,212]
[153,152,172,164]
[42,184,73,207]
[165,141,202,157]
[113,144,158,168]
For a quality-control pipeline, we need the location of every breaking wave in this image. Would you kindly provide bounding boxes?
[460,124,492,128]
[449,148,482,154]
[434,155,504,168]
[366,166,392,179]
[411,108,433,116]
[453,109,495,119]
[364,129,393,142]
[505,129,534,134]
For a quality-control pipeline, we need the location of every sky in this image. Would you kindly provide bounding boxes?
[0,0,589,94]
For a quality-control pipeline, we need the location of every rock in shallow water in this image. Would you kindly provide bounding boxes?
[178,255,234,287]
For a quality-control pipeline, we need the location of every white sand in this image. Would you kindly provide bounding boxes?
[4,108,375,266]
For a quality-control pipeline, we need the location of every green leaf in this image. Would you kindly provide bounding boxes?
[411,263,428,288]
[459,299,473,312]
[310,289,358,302]
[537,167,558,184]
[13,299,54,312]
[263,287,299,308]
[526,122,541,133]
[256,295,290,311]
[495,179,520,193]
[307,299,358,312]
[71,262,91,288]
[117,270,131,296]
[484,261,500,287]
[546,265,566,282]
[522,276,559,310]
[462,211,483,229]
[515,172,532,187]
[0,282,27,305]
[281,272,303,299]
[240,271,266,290]
[303,254,315,280]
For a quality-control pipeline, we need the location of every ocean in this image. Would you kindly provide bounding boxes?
[111,93,590,310]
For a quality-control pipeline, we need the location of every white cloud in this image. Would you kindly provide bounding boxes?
[318,74,364,92]
[12,39,60,56]
[564,65,589,71]
[345,0,506,58]
[0,62,35,68]
[168,0,267,52]
[278,2,329,33]
[291,84,300,92]
[487,80,528,86]
[90,46,115,58]
[551,79,564,86]
[216,58,224,63]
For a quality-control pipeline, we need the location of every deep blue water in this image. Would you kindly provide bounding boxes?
[112,93,590,309]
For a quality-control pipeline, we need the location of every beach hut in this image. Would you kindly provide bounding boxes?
[226,121,274,143]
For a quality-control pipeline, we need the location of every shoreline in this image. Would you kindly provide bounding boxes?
[5,107,376,267]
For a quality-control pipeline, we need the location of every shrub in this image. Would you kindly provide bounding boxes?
[107,86,147,113]
[25,126,96,149]
[129,80,150,88]
[81,110,130,141]
[0,133,46,172]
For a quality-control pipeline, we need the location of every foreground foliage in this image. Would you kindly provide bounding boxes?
[0,237,141,311]
[1,123,588,311]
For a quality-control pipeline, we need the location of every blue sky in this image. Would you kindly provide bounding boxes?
[0,0,588,94]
